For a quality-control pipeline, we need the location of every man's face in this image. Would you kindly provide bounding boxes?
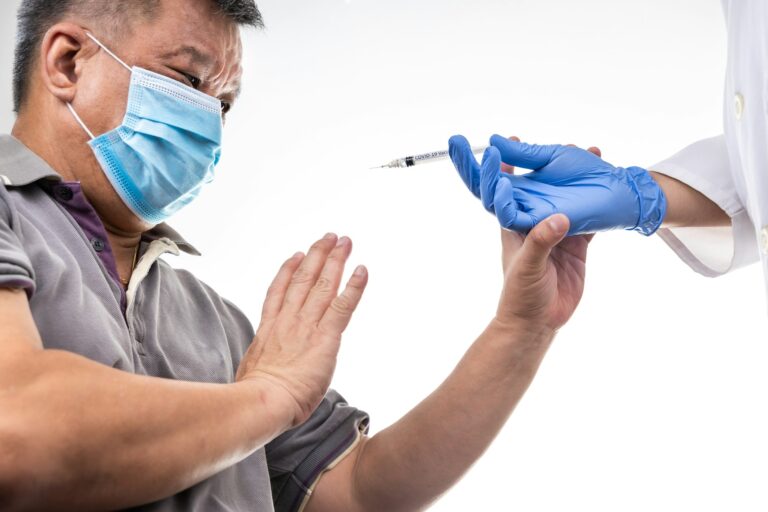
[66,0,243,233]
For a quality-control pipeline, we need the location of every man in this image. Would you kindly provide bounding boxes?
[449,0,768,311]
[0,1,591,510]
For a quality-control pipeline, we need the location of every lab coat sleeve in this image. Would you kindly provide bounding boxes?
[650,135,759,277]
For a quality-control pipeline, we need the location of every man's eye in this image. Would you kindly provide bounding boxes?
[221,101,231,115]
[183,72,202,89]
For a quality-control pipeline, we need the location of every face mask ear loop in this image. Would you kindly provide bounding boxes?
[85,32,132,73]
[67,32,130,141]
[66,103,96,140]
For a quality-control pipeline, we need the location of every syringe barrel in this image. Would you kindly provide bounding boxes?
[407,149,451,166]
[405,146,487,167]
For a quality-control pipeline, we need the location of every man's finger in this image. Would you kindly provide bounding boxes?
[261,252,305,321]
[490,134,559,171]
[518,214,570,275]
[479,147,502,213]
[301,237,353,323]
[318,265,369,335]
[281,233,339,313]
[448,135,482,198]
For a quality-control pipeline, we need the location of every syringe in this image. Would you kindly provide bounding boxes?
[372,146,488,169]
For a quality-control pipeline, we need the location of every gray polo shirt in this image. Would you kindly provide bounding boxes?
[0,135,369,512]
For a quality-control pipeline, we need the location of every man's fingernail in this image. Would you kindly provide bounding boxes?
[353,265,367,277]
[548,215,567,233]
[324,232,337,240]
[336,236,350,247]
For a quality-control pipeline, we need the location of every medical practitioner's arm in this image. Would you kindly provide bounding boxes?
[307,150,592,512]
[649,171,729,228]
[650,135,758,275]
[448,134,731,235]
[0,235,366,511]
[451,134,755,277]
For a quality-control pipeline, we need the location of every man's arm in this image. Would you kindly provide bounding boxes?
[0,233,367,511]
[0,288,287,511]
[303,173,726,512]
[309,159,589,512]
[309,321,554,512]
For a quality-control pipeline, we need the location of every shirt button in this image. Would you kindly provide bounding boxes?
[762,226,768,255]
[734,93,744,121]
[55,186,74,201]
[91,238,106,253]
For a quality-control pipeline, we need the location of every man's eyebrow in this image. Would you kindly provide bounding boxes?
[159,46,214,67]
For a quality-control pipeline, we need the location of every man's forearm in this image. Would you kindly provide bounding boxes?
[350,322,554,512]
[650,171,730,228]
[0,346,291,511]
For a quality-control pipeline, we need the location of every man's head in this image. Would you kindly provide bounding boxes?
[11,0,262,234]
[13,0,263,113]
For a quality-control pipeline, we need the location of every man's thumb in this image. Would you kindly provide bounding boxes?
[519,214,570,271]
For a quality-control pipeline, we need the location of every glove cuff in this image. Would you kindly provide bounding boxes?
[624,166,668,236]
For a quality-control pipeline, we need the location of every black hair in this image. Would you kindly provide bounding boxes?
[12,0,263,112]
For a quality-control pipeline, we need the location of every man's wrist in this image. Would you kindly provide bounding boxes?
[233,376,299,441]
[486,317,556,347]
[472,318,557,376]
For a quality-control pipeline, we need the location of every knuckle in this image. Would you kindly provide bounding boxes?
[290,268,313,285]
[330,295,354,315]
[532,230,547,246]
[528,226,549,248]
[311,276,333,294]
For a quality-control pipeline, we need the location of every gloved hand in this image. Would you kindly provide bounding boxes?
[448,134,667,236]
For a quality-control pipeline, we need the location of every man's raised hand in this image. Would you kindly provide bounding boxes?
[236,234,368,428]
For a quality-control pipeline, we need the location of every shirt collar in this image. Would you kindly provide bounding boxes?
[0,134,201,256]
[0,134,60,186]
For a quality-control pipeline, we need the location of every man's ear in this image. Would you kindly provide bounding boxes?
[38,22,95,104]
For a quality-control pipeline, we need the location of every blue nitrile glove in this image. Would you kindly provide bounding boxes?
[448,134,667,236]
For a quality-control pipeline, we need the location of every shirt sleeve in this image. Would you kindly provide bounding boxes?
[650,135,759,276]
[266,389,370,512]
[0,183,35,295]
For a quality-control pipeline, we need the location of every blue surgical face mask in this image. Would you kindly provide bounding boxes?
[67,32,223,225]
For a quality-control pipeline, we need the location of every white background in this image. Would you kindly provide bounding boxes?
[2,1,768,510]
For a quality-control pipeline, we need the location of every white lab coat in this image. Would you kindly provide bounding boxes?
[652,0,768,298]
